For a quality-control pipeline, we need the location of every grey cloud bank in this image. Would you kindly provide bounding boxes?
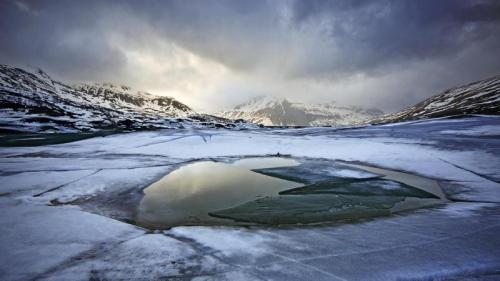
[1,0,499,112]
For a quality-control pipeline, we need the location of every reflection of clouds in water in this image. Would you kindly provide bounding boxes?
[137,160,301,227]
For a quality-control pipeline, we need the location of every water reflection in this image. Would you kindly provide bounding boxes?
[137,159,301,228]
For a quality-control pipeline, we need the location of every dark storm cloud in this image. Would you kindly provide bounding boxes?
[0,0,127,81]
[287,0,500,78]
[0,0,499,111]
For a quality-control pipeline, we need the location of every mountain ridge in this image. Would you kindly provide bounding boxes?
[373,75,500,124]
[2,64,498,132]
[216,96,383,126]
[0,65,247,133]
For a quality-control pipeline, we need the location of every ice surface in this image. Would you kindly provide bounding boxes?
[440,125,500,136]
[0,198,143,281]
[280,179,438,198]
[252,159,381,184]
[35,166,172,204]
[232,157,300,169]
[0,116,499,280]
[170,203,500,281]
[210,194,402,224]
[0,170,93,195]
[40,234,228,281]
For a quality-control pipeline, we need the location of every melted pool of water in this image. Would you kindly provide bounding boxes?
[137,158,301,228]
[135,157,445,229]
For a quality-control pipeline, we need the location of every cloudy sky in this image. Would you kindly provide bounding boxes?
[1,0,499,112]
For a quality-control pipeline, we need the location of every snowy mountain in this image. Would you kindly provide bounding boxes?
[0,65,248,133]
[74,83,193,118]
[374,75,500,124]
[216,96,383,126]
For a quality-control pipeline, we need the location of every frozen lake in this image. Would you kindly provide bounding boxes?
[114,157,445,229]
[0,115,499,281]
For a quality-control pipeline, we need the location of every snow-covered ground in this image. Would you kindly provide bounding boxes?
[1,115,499,280]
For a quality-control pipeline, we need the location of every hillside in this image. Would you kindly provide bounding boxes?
[374,75,500,124]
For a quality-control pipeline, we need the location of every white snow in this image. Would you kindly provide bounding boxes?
[0,170,94,194]
[0,198,143,281]
[170,227,278,259]
[440,125,500,136]
[35,166,173,204]
[40,234,224,281]
[216,95,383,126]
[322,166,381,179]
[377,75,500,123]
[437,202,497,217]
[0,116,499,280]
[231,157,300,169]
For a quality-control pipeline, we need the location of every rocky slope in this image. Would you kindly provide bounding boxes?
[374,75,500,124]
[216,96,383,127]
[0,65,247,133]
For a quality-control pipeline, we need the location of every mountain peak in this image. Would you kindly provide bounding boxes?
[0,65,202,133]
[235,95,288,110]
[218,95,383,126]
